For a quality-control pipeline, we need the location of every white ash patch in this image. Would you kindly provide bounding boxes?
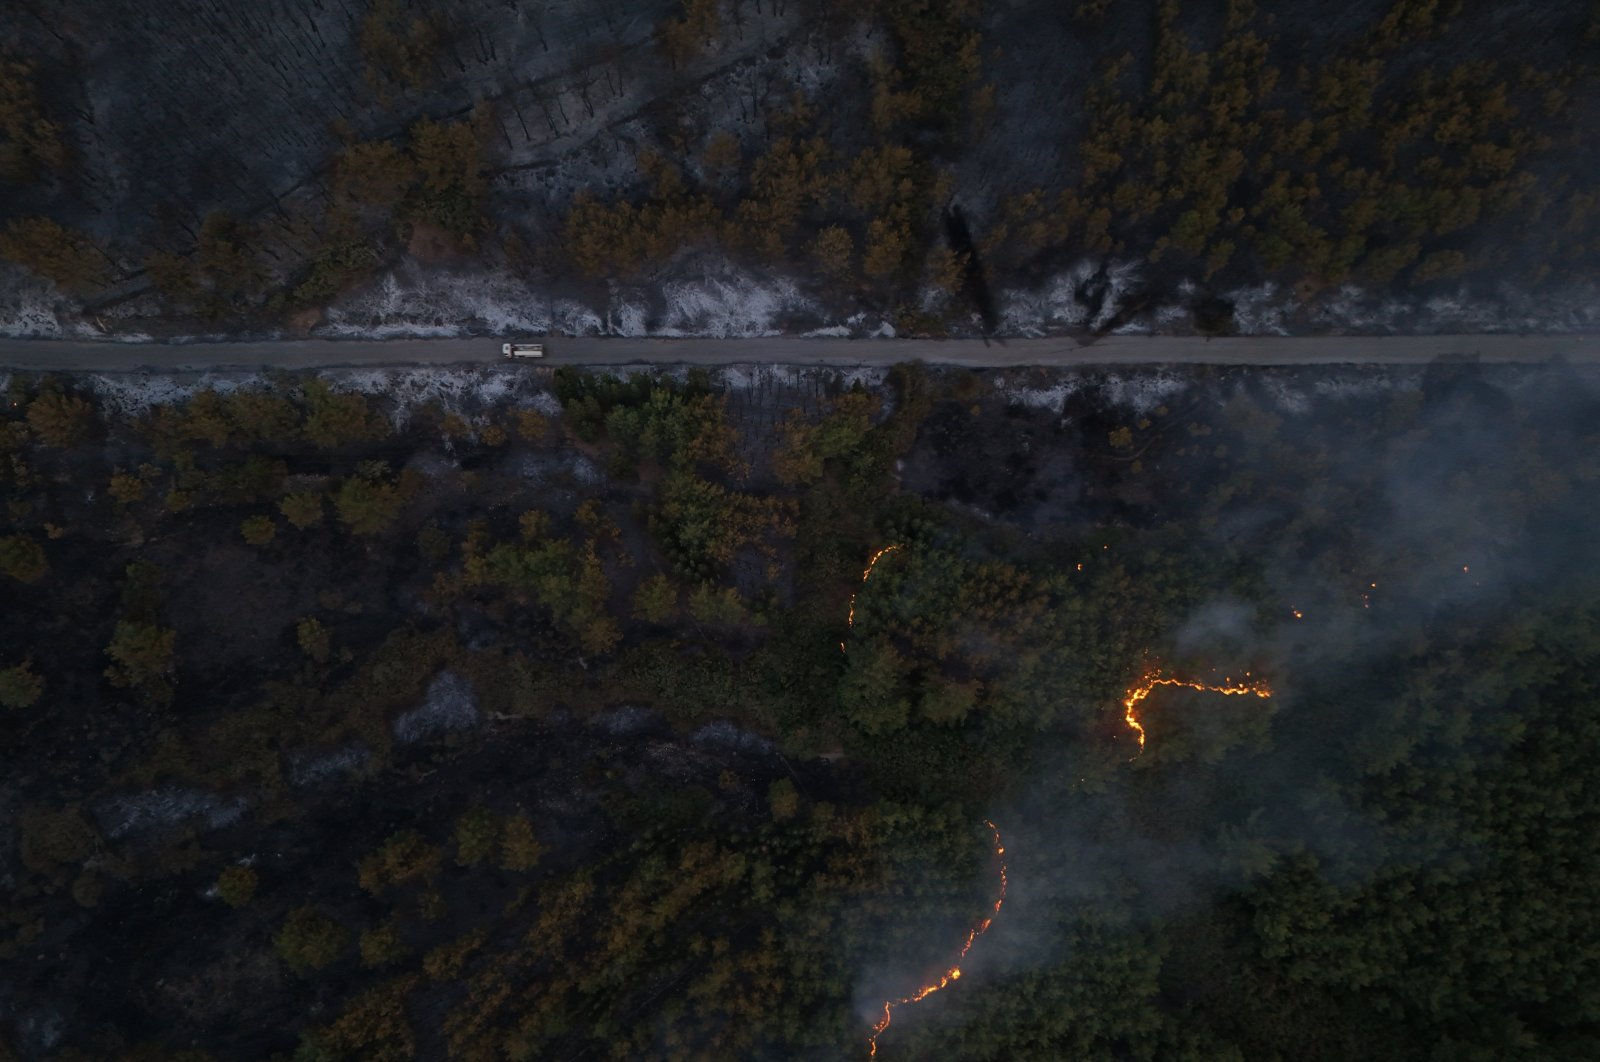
[14,1009,63,1053]
[394,670,480,744]
[1311,370,1411,400]
[995,373,1082,412]
[1101,371,1190,415]
[597,706,660,735]
[505,451,602,486]
[608,295,650,337]
[320,266,557,338]
[95,787,248,841]
[1228,284,1293,335]
[0,269,69,337]
[1152,302,1191,328]
[84,372,268,416]
[517,390,563,416]
[1258,376,1310,414]
[1090,261,1143,331]
[691,720,773,754]
[1312,286,1384,332]
[838,367,888,389]
[321,366,526,429]
[404,450,461,480]
[287,745,372,787]
[803,325,852,337]
[717,364,762,391]
[97,289,166,322]
[656,271,814,337]
[997,260,1100,334]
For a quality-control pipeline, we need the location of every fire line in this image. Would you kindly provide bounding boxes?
[867,819,1007,1057]
[843,544,903,652]
[1122,671,1273,757]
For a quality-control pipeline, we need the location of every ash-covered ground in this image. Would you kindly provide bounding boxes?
[2,0,1598,341]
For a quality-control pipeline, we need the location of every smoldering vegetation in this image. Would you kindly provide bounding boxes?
[2,0,1599,339]
[1,359,1598,1058]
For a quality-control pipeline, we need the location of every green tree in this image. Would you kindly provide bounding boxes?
[216,865,258,907]
[453,806,498,867]
[104,621,177,700]
[500,813,542,871]
[920,675,981,725]
[0,217,109,290]
[0,534,47,583]
[0,660,43,709]
[240,515,276,546]
[839,637,911,735]
[275,906,348,974]
[336,475,405,535]
[632,573,678,623]
[224,389,300,443]
[108,471,146,505]
[26,390,92,447]
[358,830,440,894]
[280,490,325,529]
[297,617,331,663]
[809,224,856,282]
[768,777,800,821]
[359,921,410,969]
[302,379,386,448]
[689,583,749,627]
[0,59,66,184]
[335,139,415,210]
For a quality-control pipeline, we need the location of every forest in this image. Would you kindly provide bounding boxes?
[2,0,1598,335]
[1,356,1598,1059]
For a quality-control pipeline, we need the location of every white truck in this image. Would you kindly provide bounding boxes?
[502,342,544,359]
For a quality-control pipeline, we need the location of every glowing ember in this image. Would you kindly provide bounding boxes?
[1292,609,1303,619]
[1121,671,1273,757]
[867,820,1008,1058]
[843,545,904,652]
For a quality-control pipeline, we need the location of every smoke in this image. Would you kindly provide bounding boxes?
[940,358,1600,1021]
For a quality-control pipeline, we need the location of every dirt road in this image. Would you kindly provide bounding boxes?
[0,333,1592,371]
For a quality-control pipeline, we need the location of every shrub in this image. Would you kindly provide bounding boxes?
[359,922,409,969]
[0,218,109,291]
[108,471,146,504]
[768,777,800,821]
[453,806,498,866]
[688,583,749,627]
[217,865,258,907]
[0,534,47,583]
[0,660,43,709]
[104,622,177,699]
[500,814,542,872]
[280,490,325,529]
[336,475,405,535]
[358,830,441,894]
[26,391,92,447]
[275,906,348,974]
[632,573,677,623]
[240,515,276,546]
[297,617,331,663]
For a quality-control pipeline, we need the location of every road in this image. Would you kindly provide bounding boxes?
[0,334,1593,371]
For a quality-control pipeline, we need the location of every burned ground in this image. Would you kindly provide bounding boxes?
[2,360,1599,1059]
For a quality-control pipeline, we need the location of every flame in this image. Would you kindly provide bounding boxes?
[1291,609,1303,619]
[867,820,1008,1057]
[843,545,904,652]
[849,545,903,627]
[1121,671,1273,757]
